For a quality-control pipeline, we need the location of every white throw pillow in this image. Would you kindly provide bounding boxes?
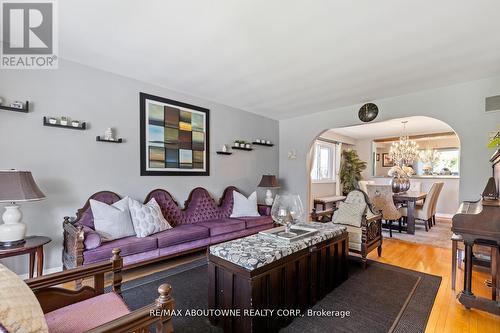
[128,197,172,237]
[230,191,260,217]
[332,201,366,227]
[90,197,136,240]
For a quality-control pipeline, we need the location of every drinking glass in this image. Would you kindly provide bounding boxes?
[271,194,305,238]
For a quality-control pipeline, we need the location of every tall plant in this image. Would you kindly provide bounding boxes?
[340,149,367,195]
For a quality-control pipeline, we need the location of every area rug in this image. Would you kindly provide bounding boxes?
[382,218,453,249]
[118,258,441,333]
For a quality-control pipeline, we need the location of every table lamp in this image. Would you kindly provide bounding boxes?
[258,175,280,205]
[0,170,46,246]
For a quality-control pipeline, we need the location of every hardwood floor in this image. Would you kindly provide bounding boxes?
[367,238,500,333]
[113,220,500,333]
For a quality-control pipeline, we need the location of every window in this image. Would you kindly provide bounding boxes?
[311,142,336,182]
[416,148,460,176]
[433,148,460,175]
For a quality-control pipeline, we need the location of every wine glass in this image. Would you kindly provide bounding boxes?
[271,194,305,238]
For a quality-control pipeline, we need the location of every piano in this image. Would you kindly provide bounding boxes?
[452,149,500,315]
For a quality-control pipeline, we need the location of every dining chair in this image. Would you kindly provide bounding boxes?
[366,184,402,237]
[430,182,444,226]
[410,181,424,206]
[358,180,375,195]
[400,182,443,231]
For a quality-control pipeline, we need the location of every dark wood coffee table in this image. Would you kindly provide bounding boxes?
[0,236,51,278]
[208,223,348,333]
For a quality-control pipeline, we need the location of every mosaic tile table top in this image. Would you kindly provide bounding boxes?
[209,222,347,271]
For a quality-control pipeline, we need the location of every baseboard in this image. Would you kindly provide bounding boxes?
[436,213,453,219]
[18,266,62,279]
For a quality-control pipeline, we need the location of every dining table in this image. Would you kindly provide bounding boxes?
[393,191,427,234]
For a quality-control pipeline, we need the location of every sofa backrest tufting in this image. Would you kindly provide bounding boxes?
[145,186,237,226]
[74,187,238,229]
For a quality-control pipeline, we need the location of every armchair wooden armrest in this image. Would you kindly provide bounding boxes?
[62,216,85,270]
[26,248,123,313]
[26,248,175,333]
[86,284,174,333]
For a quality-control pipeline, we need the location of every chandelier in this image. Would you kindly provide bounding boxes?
[389,121,419,166]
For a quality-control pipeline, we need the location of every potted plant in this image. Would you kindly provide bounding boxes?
[339,149,367,195]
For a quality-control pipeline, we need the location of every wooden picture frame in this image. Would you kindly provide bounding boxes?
[382,153,394,167]
[140,92,210,176]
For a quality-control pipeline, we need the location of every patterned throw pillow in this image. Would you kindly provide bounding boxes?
[332,201,366,227]
[0,264,49,333]
[128,198,172,237]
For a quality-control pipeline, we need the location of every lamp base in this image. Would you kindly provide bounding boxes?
[0,239,26,247]
[0,205,27,244]
[265,189,274,206]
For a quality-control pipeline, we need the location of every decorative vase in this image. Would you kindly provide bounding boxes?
[104,127,114,140]
[234,142,239,147]
[390,175,410,193]
[245,143,251,149]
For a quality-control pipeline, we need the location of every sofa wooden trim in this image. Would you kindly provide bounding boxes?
[27,249,175,333]
[63,190,122,270]
[62,217,85,270]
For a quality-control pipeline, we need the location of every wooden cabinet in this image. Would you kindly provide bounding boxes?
[208,232,349,333]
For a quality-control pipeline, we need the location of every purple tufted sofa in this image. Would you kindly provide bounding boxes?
[62,186,273,269]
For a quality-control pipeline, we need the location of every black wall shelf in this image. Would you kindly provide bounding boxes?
[252,142,274,147]
[43,117,86,130]
[216,151,232,155]
[0,101,29,113]
[232,146,253,151]
[96,136,123,143]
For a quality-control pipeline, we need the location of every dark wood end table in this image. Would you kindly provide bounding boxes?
[0,236,51,278]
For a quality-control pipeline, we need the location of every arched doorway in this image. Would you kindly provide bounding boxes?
[306,116,461,230]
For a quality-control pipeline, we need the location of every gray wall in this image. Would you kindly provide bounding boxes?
[0,60,279,274]
[280,76,500,212]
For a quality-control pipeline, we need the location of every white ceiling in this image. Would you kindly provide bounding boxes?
[60,1,500,119]
[323,116,454,140]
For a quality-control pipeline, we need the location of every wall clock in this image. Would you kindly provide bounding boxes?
[358,103,378,122]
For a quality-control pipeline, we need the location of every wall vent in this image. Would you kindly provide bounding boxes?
[485,95,500,112]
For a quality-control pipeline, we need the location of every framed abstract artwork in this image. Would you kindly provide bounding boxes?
[140,93,210,176]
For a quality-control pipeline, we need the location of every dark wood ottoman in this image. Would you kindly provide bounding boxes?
[208,222,349,333]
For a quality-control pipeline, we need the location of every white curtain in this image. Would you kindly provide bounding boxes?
[335,142,342,195]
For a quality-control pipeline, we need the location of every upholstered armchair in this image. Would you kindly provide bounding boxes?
[1,249,175,333]
[332,189,382,268]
